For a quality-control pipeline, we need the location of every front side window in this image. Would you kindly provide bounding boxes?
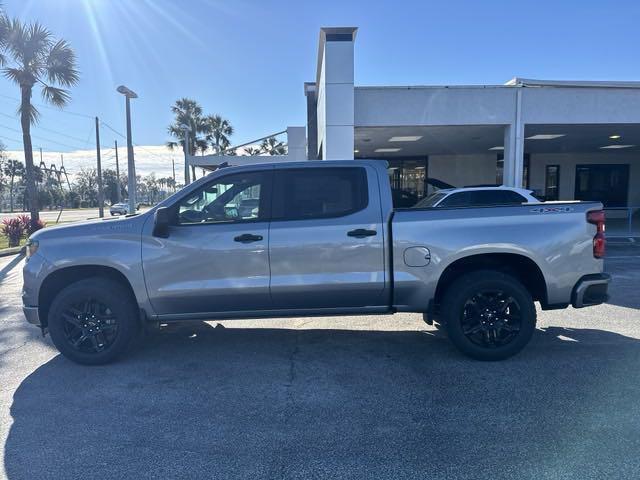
[414,192,447,208]
[272,167,368,220]
[177,172,266,225]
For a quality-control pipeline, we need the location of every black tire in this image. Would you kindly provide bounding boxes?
[442,270,536,361]
[48,278,140,365]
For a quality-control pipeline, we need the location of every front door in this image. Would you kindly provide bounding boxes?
[574,164,629,207]
[268,165,387,310]
[142,169,272,316]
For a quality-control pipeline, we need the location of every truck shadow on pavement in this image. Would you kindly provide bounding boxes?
[5,322,640,479]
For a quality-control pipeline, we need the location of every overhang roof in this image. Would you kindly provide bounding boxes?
[505,77,640,89]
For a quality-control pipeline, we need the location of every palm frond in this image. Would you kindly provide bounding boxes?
[0,11,9,55]
[170,98,202,118]
[41,84,70,107]
[195,138,208,154]
[4,17,27,61]
[45,39,79,87]
[23,21,51,65]
[166,141,179,151]
[2,66,25,84]
[18,101,39,124]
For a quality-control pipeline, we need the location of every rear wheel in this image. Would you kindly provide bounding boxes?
[48,278,139,365]
[442,270,536,360]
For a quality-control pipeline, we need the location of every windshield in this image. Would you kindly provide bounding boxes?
[414,192,447,208]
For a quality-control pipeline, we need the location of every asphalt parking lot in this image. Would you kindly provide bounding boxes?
[1,242,639,479]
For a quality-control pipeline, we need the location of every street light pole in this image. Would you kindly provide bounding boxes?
[117,85,138,214]
[114,140,121,203]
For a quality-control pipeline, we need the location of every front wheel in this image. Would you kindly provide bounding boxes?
[441,270,536,361]
[48,278,140,365]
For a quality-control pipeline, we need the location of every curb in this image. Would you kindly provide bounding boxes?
[0,246,25,258]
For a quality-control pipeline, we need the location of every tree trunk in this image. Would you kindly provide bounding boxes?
[20,84,39,228]
[9,176,14,212]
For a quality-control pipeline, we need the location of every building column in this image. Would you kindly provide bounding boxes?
[503,88,525,187]
[316,27,357,160]
[286,126,307,161]
[304,83,318,160]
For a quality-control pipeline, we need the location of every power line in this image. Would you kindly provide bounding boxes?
[0,123,89,151]
[0,111,93,145]
[0,132,24,145]
[0,93,94,119]
[100,120,126,140]
[101,119,173,167]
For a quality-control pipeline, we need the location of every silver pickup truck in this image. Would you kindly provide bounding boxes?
[22,160,610,364]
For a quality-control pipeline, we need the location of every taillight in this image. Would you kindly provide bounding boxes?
[587,210,606,259]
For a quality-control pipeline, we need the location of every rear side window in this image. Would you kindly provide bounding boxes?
[272,167,368,220]
[438,191,474,208]
[439,190,526,208]
[471,190,527,206]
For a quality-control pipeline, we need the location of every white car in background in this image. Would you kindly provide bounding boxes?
[414,186,539,209]
[109,203,141,216]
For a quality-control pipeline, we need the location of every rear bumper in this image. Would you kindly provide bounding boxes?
[571,273,611,308]
[23,306,41,326]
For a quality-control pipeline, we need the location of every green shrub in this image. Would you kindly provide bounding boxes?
[1,218,25,248]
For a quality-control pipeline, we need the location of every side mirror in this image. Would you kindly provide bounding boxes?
[153,207,171,238]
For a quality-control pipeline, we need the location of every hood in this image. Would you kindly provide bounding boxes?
[30,213,150,241]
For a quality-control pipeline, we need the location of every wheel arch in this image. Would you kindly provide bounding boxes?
[433,253,548,310]
[38,265,140,327]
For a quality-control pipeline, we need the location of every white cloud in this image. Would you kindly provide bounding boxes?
[5,143,274,184]
[5,144,190,183]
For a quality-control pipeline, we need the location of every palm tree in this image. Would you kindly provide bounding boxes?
[166,98,208,184]
[0,17,78,227]
[3,158,24,212]
[244,146,262,156]
[205,114,233,154]
[260,136,287,156]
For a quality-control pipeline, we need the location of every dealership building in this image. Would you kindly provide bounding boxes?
[191,26,640,231]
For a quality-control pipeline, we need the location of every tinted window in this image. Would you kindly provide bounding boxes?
[414,192,447,208]
[272,168,368,220]
[177,171,267,224]
[471,190,526,206]
[438,190,526,208]
[438,192,475,208]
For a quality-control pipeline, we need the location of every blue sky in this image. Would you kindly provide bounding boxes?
[1,0,639,178]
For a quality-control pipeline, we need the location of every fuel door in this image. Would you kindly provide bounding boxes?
[403,246,431,267]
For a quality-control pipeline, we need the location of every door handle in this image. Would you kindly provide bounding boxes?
[347,228,377,238]
[234,233,263,243]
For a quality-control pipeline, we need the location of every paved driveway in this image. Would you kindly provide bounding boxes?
[1,244,639,479]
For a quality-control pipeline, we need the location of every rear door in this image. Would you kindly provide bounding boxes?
[268,165,387,309]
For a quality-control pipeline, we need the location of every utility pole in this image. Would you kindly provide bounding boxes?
[172,158,176,188]
[114,140,121,203]
[95,117,105,217]
[60,154,71,191]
